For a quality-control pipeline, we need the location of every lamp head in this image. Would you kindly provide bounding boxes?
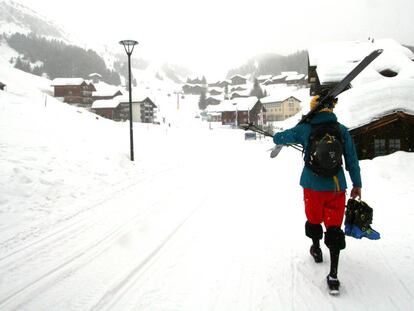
[119,40,138,54]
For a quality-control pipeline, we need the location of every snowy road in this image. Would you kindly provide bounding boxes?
[1,125,414,311]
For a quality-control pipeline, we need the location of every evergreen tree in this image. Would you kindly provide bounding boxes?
[6,33,121,85]
[250,78,265,98]
[198,89,207,110]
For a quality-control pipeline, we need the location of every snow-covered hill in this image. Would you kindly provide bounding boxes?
[0,0,71,42]
[1,37,414,311]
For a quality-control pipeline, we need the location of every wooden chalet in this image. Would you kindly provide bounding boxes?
[51,78,96,107]
[89,73,102,84]
[230,74,248,85]
[350,111,414,160]
[182,84,205,95]
[257,75,272,84]
[205,96,221,106]
[92,82,123,101]
[92,95,157,123]
[218,80,231,88]
[92,90,122,101]
[207,97,265,126]
[209,88,222,96]
[91,99,121,120]
[119,96,157,123]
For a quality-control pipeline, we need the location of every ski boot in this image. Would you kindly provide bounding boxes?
[349,225,380,240]
[327,275,340,295]
[344,199,381,240]
[310,245,323,263]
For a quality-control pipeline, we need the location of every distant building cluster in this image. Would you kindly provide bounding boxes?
[49,73,157,123]
[184,72,305,126]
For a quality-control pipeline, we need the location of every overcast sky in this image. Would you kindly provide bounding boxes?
[14,0,414,78]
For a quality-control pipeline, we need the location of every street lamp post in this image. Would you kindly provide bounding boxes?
[233,103,238,127]
[119,40,138,161]
[174,91,184,110]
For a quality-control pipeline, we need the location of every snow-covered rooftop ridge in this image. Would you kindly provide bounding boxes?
[261,94,300,104]
[92,81,123,96]
[117,92,155,104]
[336,77,414,129]
[91,99,119,109]
[206,96,259,112]
[257,75,272,80]
[285,73,305,81]
[51,78,87,86]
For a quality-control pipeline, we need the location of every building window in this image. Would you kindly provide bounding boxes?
[374,139,386,156]
[389,138,401,153]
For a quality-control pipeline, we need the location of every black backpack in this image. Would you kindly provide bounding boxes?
[305,122,344,177]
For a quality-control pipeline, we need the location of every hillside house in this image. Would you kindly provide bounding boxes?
[320,39,414,159]
[89,73,102,84]
[350,111,414,160]
[205,96,221,107]
[261,95,301,121]
[119,95,157,123]
[263,74,287,86]
[208,88,223,96]
[182,84,205,95]
[92,82,123,101]
[91,99,121,120]
[230,74,248,85]
[0,82,6,91]
[92,95,157,123]
[230,89,250,99]
[257,75,272,84]
[218,80,231,88]
[206,96,265,126]
[285,73,307,87]
[51,78,96,107]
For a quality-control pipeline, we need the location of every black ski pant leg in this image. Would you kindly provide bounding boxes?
[329,249,340,278]
[305,221,323,248]
[324,226,346,278]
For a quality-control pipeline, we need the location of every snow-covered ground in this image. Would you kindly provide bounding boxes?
[1,51,414,311]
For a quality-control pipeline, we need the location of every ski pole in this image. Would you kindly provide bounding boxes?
[239,123,303,152]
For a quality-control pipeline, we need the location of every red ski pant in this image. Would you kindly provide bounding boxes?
[303,188,346,228]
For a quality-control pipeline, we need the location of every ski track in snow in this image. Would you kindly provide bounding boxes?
[0,166,189,309]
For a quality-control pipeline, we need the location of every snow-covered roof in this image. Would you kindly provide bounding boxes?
[91,99,119,109]
[261,94,300,104]
[230,89,251,97]
[206,95,223,101]
[336,78,414,129]
[118,93,155,104]
[230,74,248,80]
[208,87,223,93]
[206,96,259,112]
[51,78,86,86]
[271,74,287,81]
[89,73,102,78]
[309,38,414,84]
[257,75,272,80]
[308,38,414,129]
[92,81,122,97]
[285,74,306,81]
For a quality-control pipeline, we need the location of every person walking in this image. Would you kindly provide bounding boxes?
[273,95,362,294]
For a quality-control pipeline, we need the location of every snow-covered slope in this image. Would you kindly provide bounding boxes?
[0,0,70,41]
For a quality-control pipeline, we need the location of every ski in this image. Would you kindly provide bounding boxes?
[271,48,383,158]
[299,48,383,125]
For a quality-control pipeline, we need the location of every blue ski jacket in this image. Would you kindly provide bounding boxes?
[273,112,362,192]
